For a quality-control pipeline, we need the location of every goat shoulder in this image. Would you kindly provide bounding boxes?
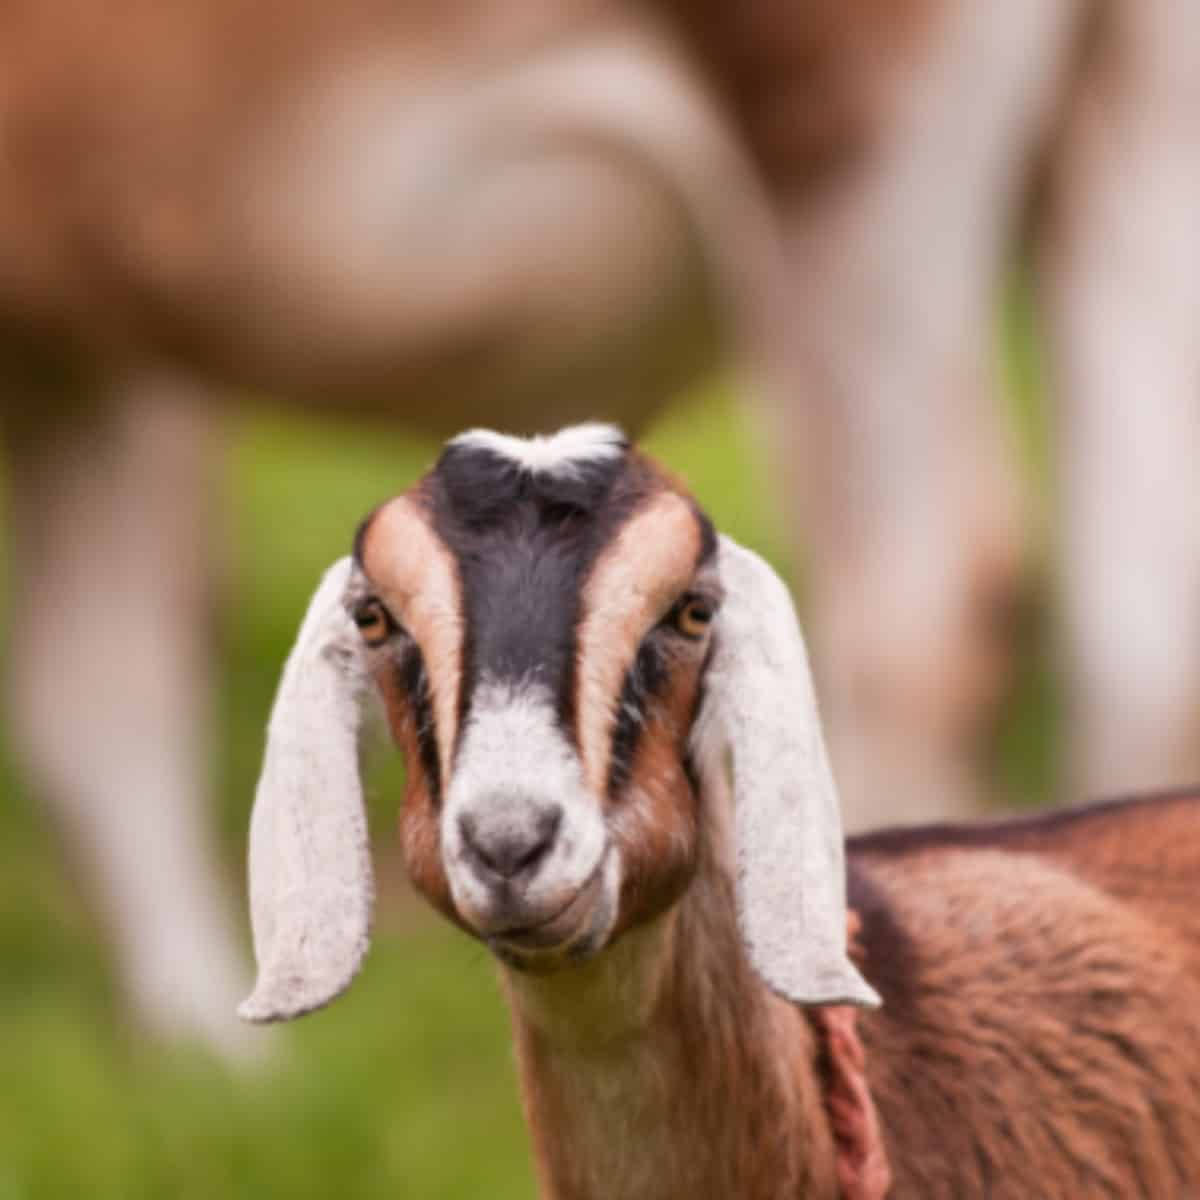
[850,797,1200,1197]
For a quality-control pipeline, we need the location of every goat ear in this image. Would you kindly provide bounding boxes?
[238,557,374,1023]
[696,536,879,1008]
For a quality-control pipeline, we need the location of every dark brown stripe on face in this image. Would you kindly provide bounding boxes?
[425,440,665,749]
[574,490,709,797]
[604,544,720,799]
[607,638,670,797]
[395,645,441,806]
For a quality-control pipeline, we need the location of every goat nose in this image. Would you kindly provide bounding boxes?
[458,805,563,881]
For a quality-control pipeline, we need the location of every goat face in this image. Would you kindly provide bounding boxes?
[239,425,877,1023]
[356,425,718,972]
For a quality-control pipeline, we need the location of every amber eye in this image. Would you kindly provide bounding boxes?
[352,597,394,647]
[672,596,714,640]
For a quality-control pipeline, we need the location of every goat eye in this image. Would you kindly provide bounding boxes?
[672,596,714,640]
[352,597,395,647]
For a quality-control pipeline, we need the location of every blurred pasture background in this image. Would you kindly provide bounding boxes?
[3,0,1199,1192]
[0,291,1045,1198]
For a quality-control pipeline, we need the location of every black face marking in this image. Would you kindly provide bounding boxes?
[607,638,670,798]
[427,440,656,744]
[396,645,441,806]
[606,579,722,796]
[679,640,715,797]
[434,439,629,530]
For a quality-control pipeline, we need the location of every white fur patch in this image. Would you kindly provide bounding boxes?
[449,423,626,479]
[443,678,610,934]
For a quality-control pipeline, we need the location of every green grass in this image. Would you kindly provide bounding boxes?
[0,307,1050,1196]
[0,931,531,1200]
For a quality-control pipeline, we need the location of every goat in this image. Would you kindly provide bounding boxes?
[242,424,1200,1198]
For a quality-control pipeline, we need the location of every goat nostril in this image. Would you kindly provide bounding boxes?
[516,805,563,873]
[537,804,563,846]
[458,805,563,881]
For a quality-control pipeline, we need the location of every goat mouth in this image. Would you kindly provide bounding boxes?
[487,863,608,965]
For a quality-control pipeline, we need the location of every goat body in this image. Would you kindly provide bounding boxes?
[857,792,1200,1196]
[245,427,1200,1197]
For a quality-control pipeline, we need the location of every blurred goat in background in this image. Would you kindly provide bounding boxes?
[2,0,1198,1055]
[742,0,1200,827]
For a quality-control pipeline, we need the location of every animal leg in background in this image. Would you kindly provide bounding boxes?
[1043,0,1200,801]
[769,0,1080,828]
[4,383,254,1056]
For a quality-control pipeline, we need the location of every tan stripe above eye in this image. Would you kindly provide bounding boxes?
[575,490,702,796]
[360,495,464,781]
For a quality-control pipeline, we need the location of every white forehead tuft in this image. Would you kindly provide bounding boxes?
[449,423,627,479]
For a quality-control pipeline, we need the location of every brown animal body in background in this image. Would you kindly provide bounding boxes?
[241,426,1200,1197]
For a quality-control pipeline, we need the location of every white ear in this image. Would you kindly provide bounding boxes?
[238,557,374,1023]
[698,536,879,1008]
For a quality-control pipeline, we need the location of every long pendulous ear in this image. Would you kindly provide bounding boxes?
[696,536,879,1008]
[238,557,374,1023]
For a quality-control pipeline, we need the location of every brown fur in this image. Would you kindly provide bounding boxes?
[851,791,1200,956]
[0,0,607,358]
[574,489,701,797]
[607,656,705,941]
[658,0,945,189]
[507,864,841,1200]
[361,493,468,932]
[360,495,466,777]
[375,662,457,927]
[851,792,1200,1197]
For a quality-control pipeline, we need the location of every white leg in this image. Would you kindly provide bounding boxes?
[1043,0,1200,800]
[5,381,255,1057]
[770,0,1081,828]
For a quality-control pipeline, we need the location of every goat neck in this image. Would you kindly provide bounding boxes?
[503,851,841,1200]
